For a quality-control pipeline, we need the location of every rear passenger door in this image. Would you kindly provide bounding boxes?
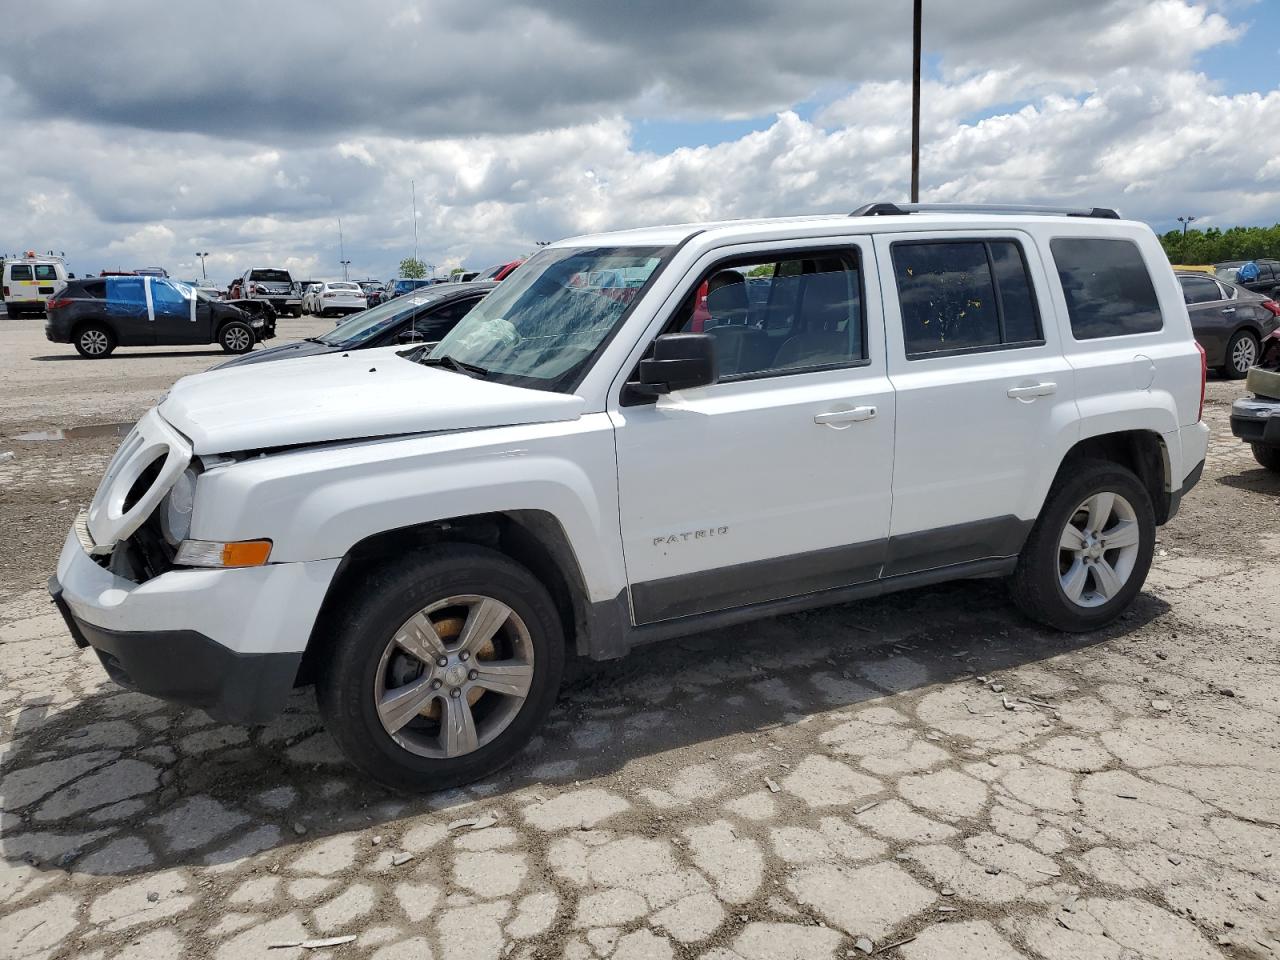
[104,276,155,345]
[874,232,1077,575]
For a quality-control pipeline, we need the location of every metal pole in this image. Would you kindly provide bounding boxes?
[911,0,922,204]
[338,218,346,278]
[412,180,419,263]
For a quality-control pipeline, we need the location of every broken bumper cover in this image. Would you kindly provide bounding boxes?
[1230,396,1280,446]
[50,528,340,724]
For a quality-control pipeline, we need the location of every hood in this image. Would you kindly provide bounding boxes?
[160,346,586,455]
[208,338,335,370]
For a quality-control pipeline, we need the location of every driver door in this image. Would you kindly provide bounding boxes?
[611,238,896,625]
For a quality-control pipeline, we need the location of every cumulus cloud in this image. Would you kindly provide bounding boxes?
[0,1,1273,281]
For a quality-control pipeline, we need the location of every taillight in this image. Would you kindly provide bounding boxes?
[1262,300,1280,318]
[1195,341,1206,422]
[2,285,8,297]
[46,295,71,310]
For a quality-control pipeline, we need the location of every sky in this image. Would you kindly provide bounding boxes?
[0,0,1276,285]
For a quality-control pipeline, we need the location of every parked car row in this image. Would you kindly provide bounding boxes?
[50,204,1212,790]
[1176,270,1280,378]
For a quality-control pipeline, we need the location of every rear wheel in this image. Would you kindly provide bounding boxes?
[1224,330,1260,379]
[1251,443,1280,473]
[1011,459,1155,632]
[317,545,565,792]
[218,321,254,354]
[74,324,115,358]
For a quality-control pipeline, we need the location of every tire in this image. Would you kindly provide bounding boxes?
[1251,443,1280,473]
[290,307,301,318]
[218,321,255,354]
[74,323,116,358]
[1011,458,1155,632]
[1224,330,1260,379]
[316,544,566,792]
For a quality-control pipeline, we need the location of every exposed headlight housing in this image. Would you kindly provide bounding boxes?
[160,466,198,546]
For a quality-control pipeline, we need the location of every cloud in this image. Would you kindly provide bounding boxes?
[0,1,1273,282]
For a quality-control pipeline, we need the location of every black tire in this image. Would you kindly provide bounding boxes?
[218,321,255,354]
[1011,458,1155,632]
[316,544,566,792]
[1251,443,1280,473]
[1223,330,1260,379]
[74,323,116,358]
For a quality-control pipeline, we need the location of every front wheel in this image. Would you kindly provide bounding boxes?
[218,321,254,354]
[1011,459,1155,632]
[1224,330,1260,379]
[317,545,565,792]
[1252,443,1280,473]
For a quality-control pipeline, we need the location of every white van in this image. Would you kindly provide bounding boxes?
[3,254,68,317]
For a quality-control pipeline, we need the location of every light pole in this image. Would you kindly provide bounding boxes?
[195,252,210,279]
[1178,215,1197,236]
[910,0,922,203]
[340,259,352,281]
[411,180,419,263]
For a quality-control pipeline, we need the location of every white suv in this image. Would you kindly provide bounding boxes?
[51,203,1209,790]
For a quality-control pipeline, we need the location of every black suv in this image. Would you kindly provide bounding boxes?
[45,276,277,358]
[1215,259,1280,298]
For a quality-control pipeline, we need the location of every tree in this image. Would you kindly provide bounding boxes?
[449,267,464,277]
[1159,223,1280,265]
[399,257,427,279]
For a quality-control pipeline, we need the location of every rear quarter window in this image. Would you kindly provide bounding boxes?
[1051,238,1163,340]
[9,265,32,281]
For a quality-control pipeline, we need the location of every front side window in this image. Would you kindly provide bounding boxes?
[428,245,670,391]
[893,239,1043,358]
[665,250,865,378]
[1051,238,1162,340]
[34,264,58,281]
[151,279,192,314]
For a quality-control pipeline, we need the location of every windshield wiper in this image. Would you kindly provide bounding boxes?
[420,354,489,378]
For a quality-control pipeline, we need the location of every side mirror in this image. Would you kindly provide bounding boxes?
[635,333,717,396]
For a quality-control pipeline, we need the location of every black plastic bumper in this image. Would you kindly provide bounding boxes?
[1230,412,1280,446]
[1165,458,1205,522]
[48,576,300,725]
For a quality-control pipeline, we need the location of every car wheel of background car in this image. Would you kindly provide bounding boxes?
[73,323,116,358]
[316,544,565,792]
[1224,330,1260,379]
[218,321,255,354]
[1251,443,1280,473]
[1011,458,1155,633]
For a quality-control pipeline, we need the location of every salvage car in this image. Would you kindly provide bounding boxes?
[313,280,367,318]
[1230,330,1280,471]
[212,281,494,369]
[238,267,301,317]
[44,276,275,357]
[1176,271,1280,378]
[50,204,1208,790]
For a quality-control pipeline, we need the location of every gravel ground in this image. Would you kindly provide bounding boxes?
[2,312,1279,960]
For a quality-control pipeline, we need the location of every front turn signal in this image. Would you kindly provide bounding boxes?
[175,539,272,568]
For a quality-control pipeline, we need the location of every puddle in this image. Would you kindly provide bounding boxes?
[13,422,134,442]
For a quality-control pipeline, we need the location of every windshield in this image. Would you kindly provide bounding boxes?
[318,295,432,346]
[426,245,670,391]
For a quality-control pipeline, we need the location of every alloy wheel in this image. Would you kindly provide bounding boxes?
[80,330,108,355]
[1058,492,1141,608]
[225,328,251,351]
[373,594,535,759]
[1232,335,1258,375]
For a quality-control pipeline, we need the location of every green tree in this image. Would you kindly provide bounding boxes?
[1159,223,1280,265]
[399,257,427,279]
[449,267,464,277]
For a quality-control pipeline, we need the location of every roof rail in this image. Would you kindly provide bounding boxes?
[849,202,1120,220]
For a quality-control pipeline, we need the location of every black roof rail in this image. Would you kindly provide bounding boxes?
[850,202,1120,220]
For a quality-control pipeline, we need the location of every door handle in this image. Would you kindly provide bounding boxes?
[1222,306,1236,314]
[814,405,876,426]
[1007,382,1057,400]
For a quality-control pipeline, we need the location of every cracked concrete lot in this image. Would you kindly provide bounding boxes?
[2,316,1280,959]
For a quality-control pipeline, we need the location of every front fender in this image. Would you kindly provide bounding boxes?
[190,415,626,603]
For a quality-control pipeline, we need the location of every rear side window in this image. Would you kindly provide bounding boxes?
[34,264,58,281]
[1051,238,1162,340]
[9,265,32,281]
[1179,275,1221,305]
[78,280,107,299]
[892,239,1043,358]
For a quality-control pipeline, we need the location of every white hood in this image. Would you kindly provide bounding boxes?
[159,346,586,454]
